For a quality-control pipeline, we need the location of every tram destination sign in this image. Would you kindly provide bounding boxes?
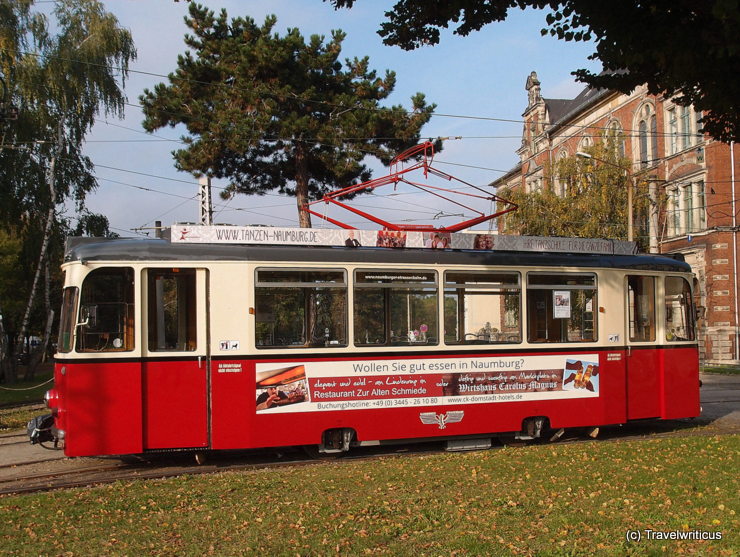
[170,224,636,255]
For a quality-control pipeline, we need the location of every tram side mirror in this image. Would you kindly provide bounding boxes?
[696,305,706,320]
[77,305,97,328]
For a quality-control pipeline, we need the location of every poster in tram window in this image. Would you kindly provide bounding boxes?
[255,355,600,414]
[553,291,571,319]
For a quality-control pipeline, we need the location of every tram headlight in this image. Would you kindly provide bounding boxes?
[44,389,59,410]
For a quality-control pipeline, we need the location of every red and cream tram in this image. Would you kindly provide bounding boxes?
[35,227,700,457]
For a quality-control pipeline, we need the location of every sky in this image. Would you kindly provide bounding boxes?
[67,0,601,237]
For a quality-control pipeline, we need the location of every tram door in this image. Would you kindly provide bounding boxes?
[625,275,661,419]
[142,268,209,449]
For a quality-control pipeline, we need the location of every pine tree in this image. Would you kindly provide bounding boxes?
[140,4,436,228]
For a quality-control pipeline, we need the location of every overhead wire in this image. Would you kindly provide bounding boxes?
[0,46,720,231]
[5,47,707,141]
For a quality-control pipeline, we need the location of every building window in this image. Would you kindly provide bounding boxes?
[666,103,702,154]
[555,150,568,196]
[529,122,536,151]
[607,121,625,158]
[697,180,706,229]
[670,188,680,236]
[667,107,678,155]
[638,120,648,168]
[695,109,703,138]
[680,106,691,151]
[526,176,543,194]
[666,180,706,236]
[636,104,655,168]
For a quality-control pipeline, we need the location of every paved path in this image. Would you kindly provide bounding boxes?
[696,372,740,427]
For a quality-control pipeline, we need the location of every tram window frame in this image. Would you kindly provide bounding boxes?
[526,273,597,343]
[76,267,135,352]
[57,287,79,353]
[254,268,348,348]
[147,268,198,352]
[665,276,696,342]
[443,271,521,344]
[354,269,438,347]
[627,275,656,342]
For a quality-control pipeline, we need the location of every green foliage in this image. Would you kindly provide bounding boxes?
[70,210,117,238]
[329,0,740,142]
[0,230,27,330]
[0,0,135,348]
[140,3,436,227]
[500,137,652,250]
[1,0,136,225]
[701,365,740,376]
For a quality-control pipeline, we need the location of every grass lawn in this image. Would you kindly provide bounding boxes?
[0,435,737,556]
[702,365,740,376]
[0,365,53,406]
[0,366,53,432]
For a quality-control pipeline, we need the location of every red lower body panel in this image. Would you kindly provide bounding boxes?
[212,350,631,450]
[56,346,700,457]
[57,361,143,457]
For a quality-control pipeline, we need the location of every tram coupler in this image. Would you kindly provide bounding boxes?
[26,414,56,445]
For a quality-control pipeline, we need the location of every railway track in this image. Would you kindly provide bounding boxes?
[0,414,736,497]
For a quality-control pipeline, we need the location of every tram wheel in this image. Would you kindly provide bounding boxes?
[194,451,207,465]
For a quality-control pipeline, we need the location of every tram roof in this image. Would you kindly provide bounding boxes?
[64,237,692,273]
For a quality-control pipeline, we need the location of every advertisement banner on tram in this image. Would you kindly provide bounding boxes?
[254,355,599,413]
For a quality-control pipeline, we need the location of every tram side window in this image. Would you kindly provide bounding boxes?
[527,273,597,343]
[444,271,521,344]
[148,269,197,351]
[665,276,696,341]
[77,268,134,352]
[255,269,347,348]
[627,276,656,342]
[354,270,438,346]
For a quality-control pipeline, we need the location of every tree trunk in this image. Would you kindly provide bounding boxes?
[0,310,7,384]
[649,180,659,254]
[42,258,51,365]
[295,142,312,228]
[17,122,61,377]
[24,259,55,380]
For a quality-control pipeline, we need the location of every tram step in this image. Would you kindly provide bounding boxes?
[445,437,492,452]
